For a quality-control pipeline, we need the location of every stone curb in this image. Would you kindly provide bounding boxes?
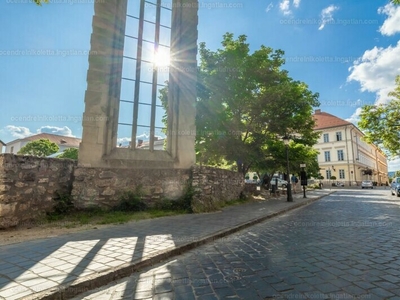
[26,191,334,300]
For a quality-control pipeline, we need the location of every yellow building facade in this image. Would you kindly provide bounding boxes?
[313,110,389,186]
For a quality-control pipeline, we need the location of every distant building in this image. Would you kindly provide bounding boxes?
[0,140,5,154]
[5,133,81,154]
[136,137,165,150]
[313,109,389,186]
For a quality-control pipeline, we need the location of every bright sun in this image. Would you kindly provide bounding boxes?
[153,49,171,67]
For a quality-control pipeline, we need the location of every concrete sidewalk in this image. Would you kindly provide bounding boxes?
[0,189,333,300]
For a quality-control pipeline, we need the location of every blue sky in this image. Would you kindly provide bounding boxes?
[0,0,399,170]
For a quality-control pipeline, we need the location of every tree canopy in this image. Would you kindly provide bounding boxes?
[195,33,320,174]
[18,139,59,157]
[160,33,320,175]
[57,148,78,160]
[33,0,48,5]
[358,75,400,157]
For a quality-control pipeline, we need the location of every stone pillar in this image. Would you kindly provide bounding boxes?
[79,0,128,167]
[168,0,198,169]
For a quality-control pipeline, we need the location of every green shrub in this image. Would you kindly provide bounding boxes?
[52,192,74,215]
[153,199,179,211]
[153,182,195,213]
[113,188,147,212]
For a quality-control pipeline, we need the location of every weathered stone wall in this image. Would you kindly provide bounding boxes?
[191,166,244,212]
[0,155,246,228]
[71,167,192,209]
[72,166,245,212]
[0,154,76,228]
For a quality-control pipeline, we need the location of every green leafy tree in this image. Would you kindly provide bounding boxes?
[18,139,59,157]
[392,0,400,4]
[196,33,319,174]
[57,148,78,160]
[253,140,320,179]
[358,75,400,157]
[160,33,320,175]
[33,0,48,5]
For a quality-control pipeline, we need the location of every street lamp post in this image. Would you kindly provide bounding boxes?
[300,163,307,198]
[283,136,293,202]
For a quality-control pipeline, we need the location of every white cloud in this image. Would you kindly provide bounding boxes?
[3,125,76,140]
[388,157,400,172]
[279,0,291,15]
[137,133,149,140]
[5,125,33,139]
[318,5,339,30]
[347,41,400,105]
[266,2,273,13]
[37,126,74,137]
[378,3,400,36]
[117,137,131,147]
[279,0,300,15]
[345,107,363,126]
[293,0,301,8]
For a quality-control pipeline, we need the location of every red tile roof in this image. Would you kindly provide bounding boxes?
[7,133,81,148]
[313,109,352,130]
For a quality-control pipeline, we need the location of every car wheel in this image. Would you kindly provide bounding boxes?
[362,187,364,189]
[397,191,400,197]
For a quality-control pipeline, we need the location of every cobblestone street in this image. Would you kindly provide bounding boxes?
[74,189,400,300]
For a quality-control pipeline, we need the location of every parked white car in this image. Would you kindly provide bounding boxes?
[361,180,373,189]
[270,177,288,188]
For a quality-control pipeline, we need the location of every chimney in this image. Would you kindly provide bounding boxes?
[315,109,321,114]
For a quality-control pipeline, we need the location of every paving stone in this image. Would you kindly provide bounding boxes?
[5,190,400,300]
[196,294,219,300]
[314,283,341,293]
[369,287,395,298]
[373,280,399,290]
[193,285,214,296]
[380,274,400,283]
[343,285,368,297]
[353,281,377,290]
[270,282,293,292]
[175,293,195,300]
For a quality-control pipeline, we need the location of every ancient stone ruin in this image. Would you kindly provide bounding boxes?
[0,0,245,228]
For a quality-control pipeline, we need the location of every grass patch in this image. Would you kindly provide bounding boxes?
[45,208,188,227]
[45,185,193,228]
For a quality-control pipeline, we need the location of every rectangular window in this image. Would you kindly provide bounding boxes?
[324,151,331,162]
[337,150,344,161]
[323,133,329,143]
[339,169,345,179]
[117,0,172,150]
[336,132,342,141]
[10,146,14,153]
[326,170,332,179]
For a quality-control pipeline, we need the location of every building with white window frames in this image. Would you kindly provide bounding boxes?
[313,110,389,186]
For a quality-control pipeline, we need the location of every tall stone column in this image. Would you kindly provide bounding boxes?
[168,0,198,169]
[79,0,128,167]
